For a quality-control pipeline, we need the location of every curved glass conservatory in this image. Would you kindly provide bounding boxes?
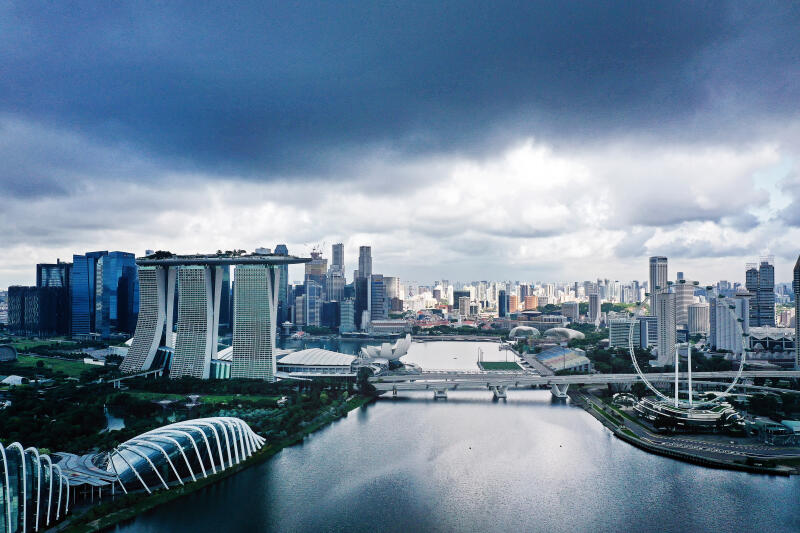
[0,442,70,533]
[108,417,265,493]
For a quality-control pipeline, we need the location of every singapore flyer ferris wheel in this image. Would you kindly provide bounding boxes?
[628,279,749,410]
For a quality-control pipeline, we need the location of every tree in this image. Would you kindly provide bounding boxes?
[357,367,376,395]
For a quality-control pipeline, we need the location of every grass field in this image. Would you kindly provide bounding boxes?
[123,391,280,405]
[199,394,280,405]
[124,391,186,401]
[478,361,522,371]
[10,338,76,351]
[10,354,89,377]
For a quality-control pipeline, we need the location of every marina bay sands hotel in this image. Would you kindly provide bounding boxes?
[120,253,310,380]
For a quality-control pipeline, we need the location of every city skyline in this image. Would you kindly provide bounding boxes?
[1,3,800,287]
[2,4,800,532]
[4,245,800,290]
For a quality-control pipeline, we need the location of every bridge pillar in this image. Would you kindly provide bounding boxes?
[392,387,397,398]
[434,389,448,400]
[550,384,569,398]
[492,386,507,400]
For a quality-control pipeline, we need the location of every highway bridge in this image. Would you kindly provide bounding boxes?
[370,370,800,399]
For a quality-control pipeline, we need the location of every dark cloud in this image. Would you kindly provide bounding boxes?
[778,171,800,227]
[1,1,798,183]
[614,228,656,258]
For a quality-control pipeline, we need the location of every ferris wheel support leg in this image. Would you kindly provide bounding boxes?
[688,344,693,407]
[674,346,679,408]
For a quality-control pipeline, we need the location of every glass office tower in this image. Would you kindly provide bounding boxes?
[70,251,107,336]
[95,252,139,336]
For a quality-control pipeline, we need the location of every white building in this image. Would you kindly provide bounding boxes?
[277,348,357,377]
[121,254,308,382]
[688,302,710,336]
[674,281,694,328]
[655,290,676,366]
[231,265,278,381]
[711,294,749,355]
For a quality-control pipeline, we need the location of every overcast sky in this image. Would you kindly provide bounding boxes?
[2,2,799,287]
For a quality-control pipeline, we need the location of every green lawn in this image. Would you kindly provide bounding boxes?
[478,361,522,371]
[10,339,76,351]
[199,394,280,405]
[124,391,186,402]
[12,354,88,377]
[122,391,280,405]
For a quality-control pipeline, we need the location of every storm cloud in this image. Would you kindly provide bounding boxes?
[1,1,799,285]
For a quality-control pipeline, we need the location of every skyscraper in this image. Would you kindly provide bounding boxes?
[274,244,290,323]
[232,265,277,381]
[305,279,323,326]
[36,260,71,334]
[332,243,344,272]
[305,250,327,286]
[122,254,305,380]
[339,299,356,334]
[656,290,676,366]
[498,290,508,318]
[70,251,107,336]
[793,255,799,369]
[746,258,775,327]
[674,280,694,328]
[688,302,710,335]
[95,251,139,336]
[171,266,215,379]
[354,276,368,329]
[368,274,388,322]
[326,244,346,303]
[326,270,345,302]
[710,291,749,354]
[588,293,601,325]
[358,246,372,279]
[649,256,668,308]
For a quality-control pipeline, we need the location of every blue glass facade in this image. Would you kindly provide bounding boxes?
[95,252,139,336]
[274,244,289,324]
[70,251,106,336]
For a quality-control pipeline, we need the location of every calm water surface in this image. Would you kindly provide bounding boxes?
[111,342,800,533]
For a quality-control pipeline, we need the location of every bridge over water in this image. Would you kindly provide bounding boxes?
[370,370,800,400]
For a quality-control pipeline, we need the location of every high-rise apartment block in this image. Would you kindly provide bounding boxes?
[793,255,800,369]
[746,259,775,327]
[562,301,579,322]
[655,290,676,366]
[710,291,749,355]
[688,302,710,335]
[674,280,694,328]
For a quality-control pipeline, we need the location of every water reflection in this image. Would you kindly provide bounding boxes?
[111,343,800,533]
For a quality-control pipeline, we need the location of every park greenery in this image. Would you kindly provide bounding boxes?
[0,357,372,456]
[412,324,510,337]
